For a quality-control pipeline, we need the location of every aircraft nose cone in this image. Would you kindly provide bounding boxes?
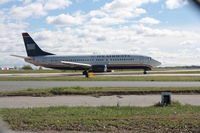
[152,59,161,67]
[155,60,161,66]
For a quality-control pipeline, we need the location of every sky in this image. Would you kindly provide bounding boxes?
[1,0,200,67]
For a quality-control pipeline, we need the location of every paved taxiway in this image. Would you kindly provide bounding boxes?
[1,81,200,91]
[2,72,200,77]
[0,95,199,108]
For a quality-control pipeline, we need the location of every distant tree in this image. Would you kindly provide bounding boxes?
[14,66,17,70]
[22,65,33,70]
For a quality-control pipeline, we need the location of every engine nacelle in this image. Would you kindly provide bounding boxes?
[91,65,107,72]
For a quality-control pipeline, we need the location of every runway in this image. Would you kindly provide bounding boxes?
[1,81,200,91]
[0,95,199,108]
[2,72,200,77]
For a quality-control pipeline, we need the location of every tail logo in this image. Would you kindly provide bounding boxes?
[27,43,36,50]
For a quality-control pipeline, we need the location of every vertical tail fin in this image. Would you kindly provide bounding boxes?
[22,32,54,57]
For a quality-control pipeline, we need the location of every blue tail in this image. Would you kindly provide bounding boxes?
[22,32,54,57]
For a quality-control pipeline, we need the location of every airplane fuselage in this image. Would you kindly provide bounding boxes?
[25,54,161,72]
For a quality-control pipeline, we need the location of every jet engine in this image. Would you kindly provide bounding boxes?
[91,65,108,72]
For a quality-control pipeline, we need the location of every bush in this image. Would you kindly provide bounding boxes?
[22,65,33,70]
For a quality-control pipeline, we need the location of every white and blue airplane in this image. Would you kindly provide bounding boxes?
[12,33,161,75]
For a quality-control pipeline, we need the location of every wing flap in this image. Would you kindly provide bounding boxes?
[61,61,91,68]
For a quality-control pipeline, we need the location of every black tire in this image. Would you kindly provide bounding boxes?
[144,71,147,74]
[83,70,89,78]
[85,72,89,78]
[83,70,87,75]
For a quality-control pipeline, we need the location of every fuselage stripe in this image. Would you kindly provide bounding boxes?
[33,63,152,69]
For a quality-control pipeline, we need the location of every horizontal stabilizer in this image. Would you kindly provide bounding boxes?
[61,61,91,68]
[10,55,31,59]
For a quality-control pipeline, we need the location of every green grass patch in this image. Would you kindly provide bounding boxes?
[0,70,80,74]
[0,105,200,132]
[0,87,200,97]
[149,71,200,74]
[2,69,200,74]
[1,76,200,81]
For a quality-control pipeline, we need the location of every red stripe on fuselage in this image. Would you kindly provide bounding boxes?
[32,63,153,69]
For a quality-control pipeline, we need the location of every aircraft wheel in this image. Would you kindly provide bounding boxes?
[83,70,89,78]
[144,70,147,74]
[82,71,86,75]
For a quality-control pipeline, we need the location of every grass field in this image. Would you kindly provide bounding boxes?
[0,104,200,132]
[1,69,200,74]
[0,70,80,74]
[150,71,200,74]
[1,76,200,81]
[0,87,200,97]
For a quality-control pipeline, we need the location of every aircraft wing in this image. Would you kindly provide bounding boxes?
[11,55,31,59]
[61,61,91,68]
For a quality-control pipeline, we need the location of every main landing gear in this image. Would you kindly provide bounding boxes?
[83,70,94,78]
[83,70,89,78]
[143,70,147,74]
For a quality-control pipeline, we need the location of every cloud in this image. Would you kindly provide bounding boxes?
[106,8,147,19]
[139,17,160,25]
[87,10,107,17]
[0,9,29,67]
[44,0,72,10]
[90,17,126,25]
[101,0,155,19]
[180,40,196,46]
[10,2,46,19]
[179,40,198,49]
[93,0,100,2]
[166,0,188,9]
[102,0,158,12]
[0,0,13,5]
[46,14,83,26]
[9,0,72,19]
[19,0,32,5]
[46,0,158,27]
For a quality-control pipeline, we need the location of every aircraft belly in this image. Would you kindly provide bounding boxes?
[107,64,152,70]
